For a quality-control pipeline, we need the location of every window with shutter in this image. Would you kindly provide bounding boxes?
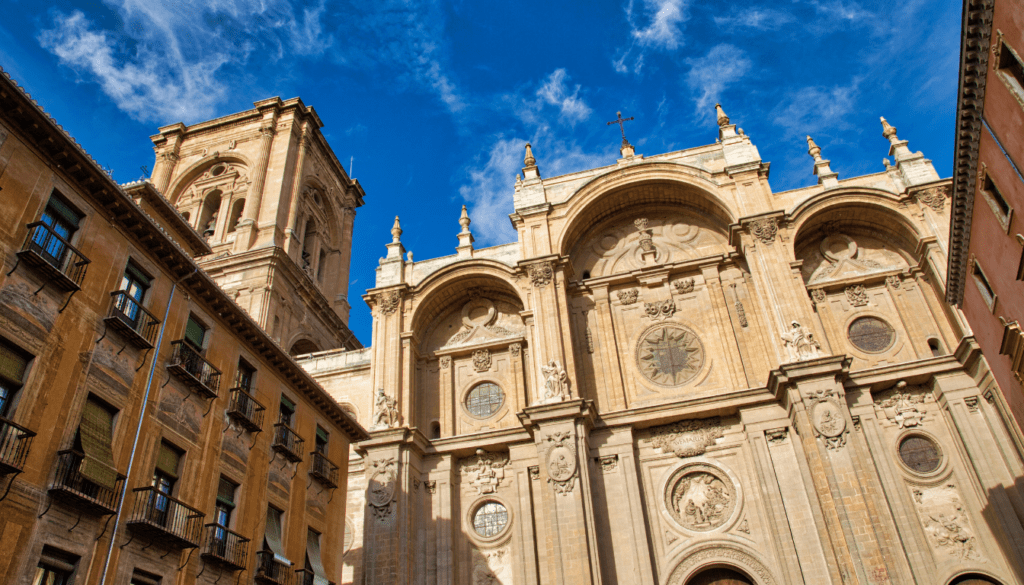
[184,315,206,349]
[0,339,30,418]
[315,426,328,454]
[78,397,118,490]
[306,529,329,585]
[264,506,290,564]
[280,396,296,427]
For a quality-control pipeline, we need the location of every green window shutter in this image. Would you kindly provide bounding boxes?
[0,342,28,385]
[315,426,328,443]
[280,395,295,413]
[155,442,181,478]
[217,476,236,506]
[46,196,82,228]
[78,398,118,490]
[184,316,205,348]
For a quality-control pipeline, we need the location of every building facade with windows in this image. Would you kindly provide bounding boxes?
[0,69,368,585]
[303,107,1024,585]
[948,0,1024,441]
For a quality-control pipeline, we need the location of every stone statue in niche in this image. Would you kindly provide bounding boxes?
[781,321,822,363]
[535,360,571,405]
[371,388,400,430]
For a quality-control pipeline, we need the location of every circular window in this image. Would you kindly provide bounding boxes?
[635,324,705,387]
[465,383,504,418]
[898,435,941,473]
[472,501,508,537]
[848,316,896,353]
[211,164,226,176]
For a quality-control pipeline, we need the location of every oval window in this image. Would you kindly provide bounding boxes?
[848,316,896,353]
[473,501,509,537]
[210,164,226,176]
[466,383,504,418]
[898,435,941,473]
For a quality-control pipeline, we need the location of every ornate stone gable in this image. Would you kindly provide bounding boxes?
[643,417,723,457]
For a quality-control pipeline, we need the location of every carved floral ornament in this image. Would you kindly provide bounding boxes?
[673,278,695,294]
[376,290,401,315]
[644,299,677,321]
[617,288,639,305]
[913,184,951,212]
[747,217,779,245]
[527,262,553,288]
[644,417,724,457]
[545,432,578,495]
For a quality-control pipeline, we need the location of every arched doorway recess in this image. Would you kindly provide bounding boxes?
[686,567,754,585]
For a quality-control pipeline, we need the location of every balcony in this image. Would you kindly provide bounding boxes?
[48,450,125,515]
[227,388,265,433]
[309,451,338,489]
[255,551,294,585]
[103,291,161,349]
[125,487,204,549]
[0,417,35,476]
[15,222,90,292]
[295,568,334,585]
[271,424,304,463]
[167,341,221,399]
[200,523,249,572]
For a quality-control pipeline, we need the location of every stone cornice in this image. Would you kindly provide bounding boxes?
[122,180,211,256]
[947,0,995,305]
[0,68,369,442]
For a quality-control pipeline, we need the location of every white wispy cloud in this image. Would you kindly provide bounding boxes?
[613,0,689,75]
[38,0,333,123]
[536,69,592,126]
[770,81,861,138]
[713,7,795,30]
[684,44,752,116]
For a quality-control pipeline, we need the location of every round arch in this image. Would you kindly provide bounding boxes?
[407,260,526,335]
[288,337,321,357]
[554,162,736,258]
[944,571,1005,585]
[788,188,923,256]
[665,542,777,585]
[165,152,255,205]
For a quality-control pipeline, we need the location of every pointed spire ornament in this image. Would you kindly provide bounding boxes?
[459,205,471,234]
[806,136,822,161]
[880,117,898,141]
[524,143,536,167]
[390,216,402,243]
[805,136,838,188]
[456,205,475,256]
[715,103,730,127]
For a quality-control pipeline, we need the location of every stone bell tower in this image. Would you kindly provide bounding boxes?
[149,97,364,352]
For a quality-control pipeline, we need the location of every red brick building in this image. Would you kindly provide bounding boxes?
[948,0,1024,443]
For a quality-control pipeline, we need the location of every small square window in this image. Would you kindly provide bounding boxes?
[996,30,1024,106]
[972,259,997,312]
[33,546,78,585]
[979,168,1013,230]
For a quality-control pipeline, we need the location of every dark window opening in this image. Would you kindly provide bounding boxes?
[33,546,79,585]
[34,193,83,268]
[279,396,296,428]
[235,359,256,391]
[199,190,222,240]
[998,37,1024,91]
[130,569,161,585]
[184,314,207,351]
[0,338,31,418]
[317,249,327,283]
[972,261,996,306]
[227,198,245,233]
[582,270,590,280]
[430,421,441,439]
[983,174,1010,217]
[315,426,328,454]
[927,338,943,357]
[116,261,151,325]
[215,476,237,529]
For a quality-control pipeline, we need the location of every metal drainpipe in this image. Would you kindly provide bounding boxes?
[98,268,196,585]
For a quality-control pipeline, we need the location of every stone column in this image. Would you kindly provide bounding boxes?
[283,129,313,255]
[235,118,277,250]
[518,400,600,585]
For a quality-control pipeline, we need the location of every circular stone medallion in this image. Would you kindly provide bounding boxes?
[636,324,705,387]
[811,400,846,438]
[547,445,576,482]
[665,463,736,532]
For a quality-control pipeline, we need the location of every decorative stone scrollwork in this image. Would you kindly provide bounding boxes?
[875,381,929,428]
[645,417,723,457]
[473,349,491,372]
[439,356,452,369]
[810,397,847,450]
[730,284,748,327]
[914,184,951,212]
[528,466,539,481]
[781,321,822,363]
[460,450,510,495]
[665,463,736,532]
[597,455,618,472]
[545,432,578,494]
[810,288,826,305]
[509,343,521,357]
[885,274,902,290]
[528,262,553,288]
[644,299,676,321]
[376,290,401,315]
[673,278,695,294]
[765,428,788,445]
[617,287,639,305]
[845,285,868,307]
[911,484,980,561]
[367,457,397,522]
[535,360,571,404]
[748,217,778,245]
[634,218,655,251]
[666,543,776,585]
[371,388,401,430]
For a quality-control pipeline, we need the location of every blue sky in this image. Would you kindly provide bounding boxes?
[0,0,961,343]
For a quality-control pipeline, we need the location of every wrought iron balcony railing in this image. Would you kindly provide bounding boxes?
[227,388,265,433]
[309,451,338,489]
[16,221,90,291]
[271,424,304,463]
[0,417,35,476]
[167,340,222,398]
[201,523,249,571]
[104,291,161,349]
[255,551,294,585]
[125,486,204,549]
[49,450,125,515]
[295,568,334,585]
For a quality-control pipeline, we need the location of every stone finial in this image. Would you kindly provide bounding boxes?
[806,136,822,161]
[456,205,474,256]
[524,143,536,167]
[390,216,402,243]
[880,116,898,141]
[883,158,891,168]
[715,103,730,127]
[459,205,471,233]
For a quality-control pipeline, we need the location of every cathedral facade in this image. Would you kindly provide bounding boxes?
[303,108,1024,585]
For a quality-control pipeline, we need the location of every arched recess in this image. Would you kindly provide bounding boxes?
[407,262,529,437]
[664,542,778,585]
[686,567,754,585]
[198,190,222,238]
[165,153,254,206]
[289,338,320,356]
[946,572,1004,585]
[555,163,735,261]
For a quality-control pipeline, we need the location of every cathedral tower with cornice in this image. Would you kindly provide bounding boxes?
[149,97,364,353]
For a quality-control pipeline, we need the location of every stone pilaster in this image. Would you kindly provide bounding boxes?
[518,400,601,585]
[236,110,278,248]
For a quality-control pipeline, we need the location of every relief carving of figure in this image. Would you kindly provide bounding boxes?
[781,321,822,363]
[876,381,928,428]
[536,360,571,404]
[668,468,734,531]
[371,388,400,430]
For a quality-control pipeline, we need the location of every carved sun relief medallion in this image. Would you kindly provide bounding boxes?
[635,324,705,387]
[665,463,736,532]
